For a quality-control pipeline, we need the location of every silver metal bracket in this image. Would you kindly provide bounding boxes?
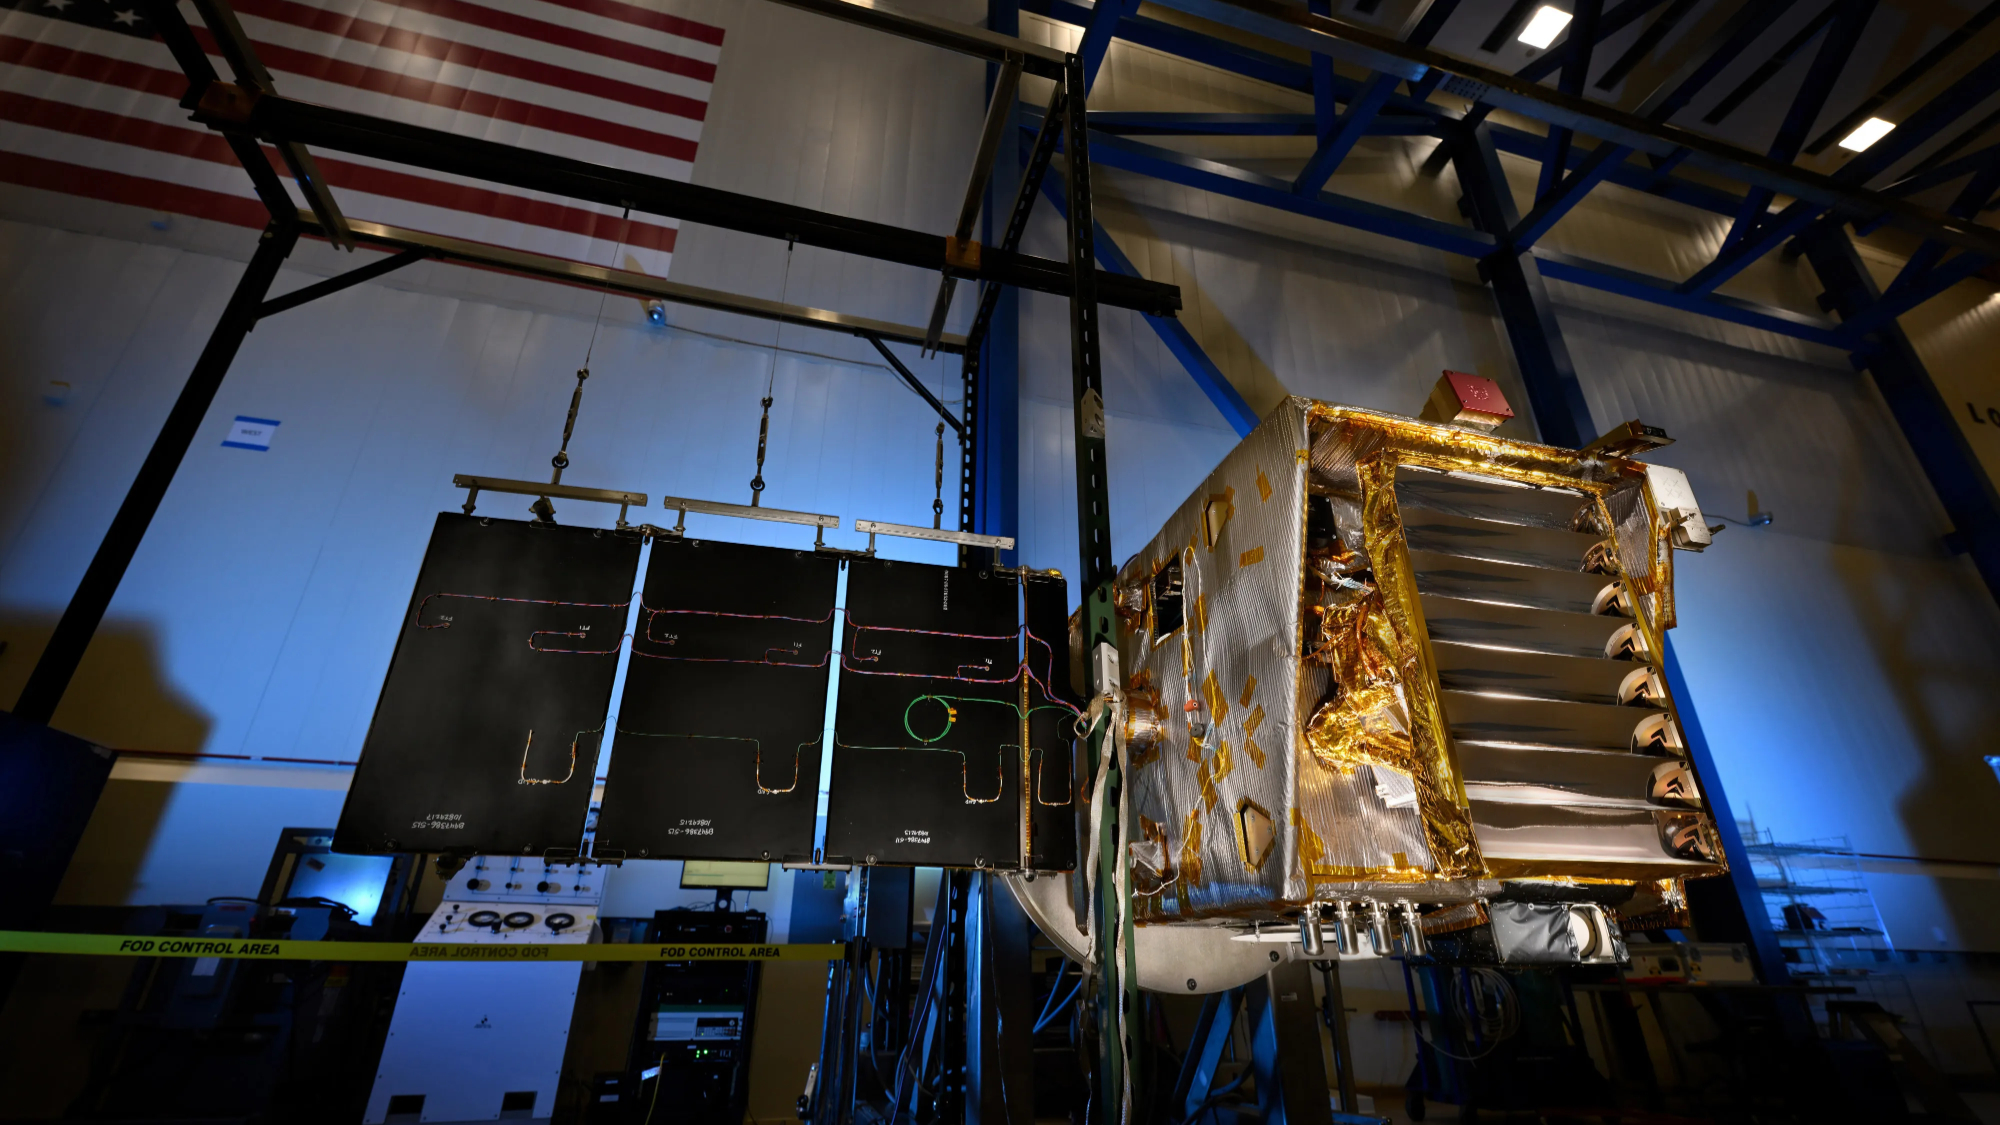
[851,518,1014,556]
[660,495,841,545]
[453,474,645,528]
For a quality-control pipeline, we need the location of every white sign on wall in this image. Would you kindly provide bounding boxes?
[222,416,280,451]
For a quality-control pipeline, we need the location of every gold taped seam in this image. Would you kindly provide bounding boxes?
[1256,468,1272,503]
[1243,736,1265,769]
[1483,858,1721,881]
[1357,453,1480,880]
[1194,592,1208,636]
[1239,545,1265,568]
[1244,704,1265,736]
[1238,675,1257,708]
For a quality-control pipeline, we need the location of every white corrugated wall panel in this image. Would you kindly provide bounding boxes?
[0,221,955,762]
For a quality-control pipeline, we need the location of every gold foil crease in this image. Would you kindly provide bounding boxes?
[1355,454,1481,879]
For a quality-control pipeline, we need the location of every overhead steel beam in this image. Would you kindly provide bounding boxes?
[1897,105,2000,189]
[1032,0,1752,221]
[1078,0,1138,88]
[967,81,1068,350]
[1295,72,1399,195]
[866,335,967,434]
[1511,140,1629,248]
[1853,249,1995,336]
[1869,161,2000,331]
[1684,49,2000,296]
[1044,117,1848,348]
[187,0,353,249]
[147,0,297,223]
[1700,4,1838,127]
[1838,51,2000,188]
[1088,111,1428,136]
[301,214,965,352]
[1719,0,1875,254]
[1530,249,1848,347]
[1074,122,1497,257]
[1458,0,1671,130]
[1027,0,1312,90]
[1478,0,1539,53]
[1535,0,1599,205]
[1889,142,2000,200]
[1803,226,2000,604]
[1803,0,2000,156]
[1593,0,1694,91]
[1629,0,1801,123]
[1295,0,1458,197]
[256,247,427,320]
[186,86,1180,317]
[1132,0,2000,263]
[760,0,1069,77]
[922,54,1023,353]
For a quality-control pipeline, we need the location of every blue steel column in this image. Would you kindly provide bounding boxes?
[1451,120,1788,981]
[1450,123,1594,449]
[1801,226,2000,605]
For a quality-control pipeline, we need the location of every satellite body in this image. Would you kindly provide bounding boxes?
[1012,397,1722,980]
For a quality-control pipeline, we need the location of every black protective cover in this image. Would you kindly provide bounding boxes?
[596,538,837,861]
[827,559,1076,870]
[335,514,638,856]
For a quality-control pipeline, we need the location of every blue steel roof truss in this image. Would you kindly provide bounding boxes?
[1021,0,1997,348]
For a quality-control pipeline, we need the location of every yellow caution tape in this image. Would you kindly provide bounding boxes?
[0,930,842,963]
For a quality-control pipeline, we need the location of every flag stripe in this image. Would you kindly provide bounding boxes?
[0,31,181,99]
[1,0,718,275]
[2,33,692,197]
[0,150,678,289]
[232,0,709,121]
[1,149,271,228]
[223,0,715,100]
[349,0,716,85]
[187,26,701,163]
[531,0,724,47]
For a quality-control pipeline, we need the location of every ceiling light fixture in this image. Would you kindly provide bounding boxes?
[1517,5,1574,49]
[1838,117,1896,152]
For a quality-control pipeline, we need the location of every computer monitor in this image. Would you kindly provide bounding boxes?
[679,860,771,891]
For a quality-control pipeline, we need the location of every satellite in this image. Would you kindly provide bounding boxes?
[1007,394,1724,987]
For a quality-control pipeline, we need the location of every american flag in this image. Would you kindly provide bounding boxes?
[1,0,723,276]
